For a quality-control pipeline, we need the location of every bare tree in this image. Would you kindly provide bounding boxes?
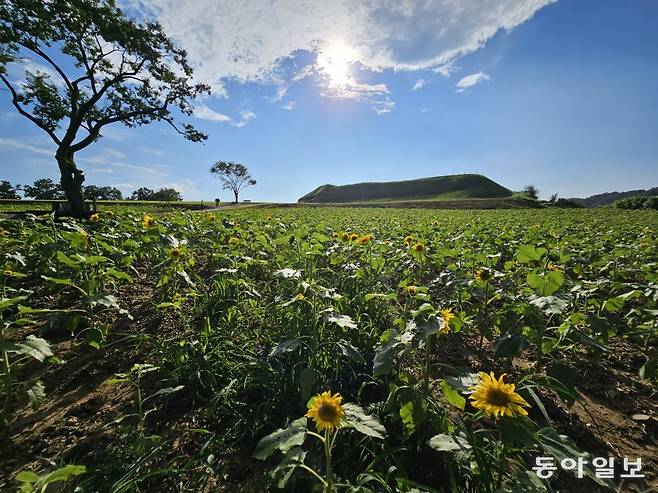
[523,185,539,200]
[209,161,256,203]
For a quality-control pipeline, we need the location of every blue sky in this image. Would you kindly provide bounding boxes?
[1,0,657,201]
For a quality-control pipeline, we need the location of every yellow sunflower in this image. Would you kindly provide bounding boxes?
[405,285,417,296]
[170,247,181,259]
[228,236,240,245]
[403,235,413,245]
[89,213,100,222]
[469,372,530,419]
[475,268,492,282]
[3,269,14,278]
[341,232,350,242]
[349,233,359,242]
[440,308,455,333]
[296,293,305,301]
[305,390,345,433]
[411,243,424,253]
[359,234,373,244]
[142,214,155,228]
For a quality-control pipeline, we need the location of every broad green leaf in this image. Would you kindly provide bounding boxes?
[324,312,357,329]
[269,338,302,358]
[342,403,386,439]
[527,271,564,296]
[16,336,53,362]
[440,380,465,410]
[298,366,316,403]
[428,433,471,452]
[516,245,547,264]
[252,417,307,460]
[336,339,366,365]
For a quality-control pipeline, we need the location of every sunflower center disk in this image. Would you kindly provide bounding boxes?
[486,388,511,407]
[318,404,338,422]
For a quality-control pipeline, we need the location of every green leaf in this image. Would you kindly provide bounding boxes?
[495,331,525,358]
[16,336,53,362]
[639,358,657,380]
[41,464,86,484]
[56,251,78,267]
[336,339,366,365]
[26,381,46,410]
[373,331,403,377]
[428,433,471,452]
[298,367,316,403]
[14,471,39,483]
[342,403,386,439]
[440,380,465,410]
[527,271,564,296]
[252,417,307,460]
[516,245,547,264]
[269,338,302,358]
[399,400,422,438]
[602,296,625,313]
[324,312,357,329]
[0,296,28,310]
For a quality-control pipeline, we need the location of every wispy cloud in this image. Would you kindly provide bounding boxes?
[194,105,256,127]
[0,137,53,155]
[456,71,490,92]
[281,100,296,110]
[412,78,426,91]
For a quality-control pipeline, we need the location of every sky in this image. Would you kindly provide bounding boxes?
[1,0,658,202]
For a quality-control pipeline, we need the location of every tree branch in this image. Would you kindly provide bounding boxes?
[0,73,61,145]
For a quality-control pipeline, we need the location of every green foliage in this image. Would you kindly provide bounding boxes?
[130,187,183,201]
[84,185,122,200]
[22,178,64,200]
[615,195,658,210]
[0,180,22,199]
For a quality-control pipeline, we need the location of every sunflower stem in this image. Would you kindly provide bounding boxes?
[323,428,334,492]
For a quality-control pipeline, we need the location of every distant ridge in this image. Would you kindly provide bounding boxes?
[570,186,658,207]
[298,173,513,203]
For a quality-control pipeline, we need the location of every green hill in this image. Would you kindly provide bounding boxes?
[298,174,513,203]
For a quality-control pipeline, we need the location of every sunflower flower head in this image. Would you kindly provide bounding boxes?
[475,268,492,282]
[228,236,240,245]
[170,247,181,259]
[405,285,417,296]
[305,390,345,433]
[440,308,455,333]
[3,269,14,278]
[359,234,373,245]
[341,232,350,242]
[296,293,305,301]
[349,233,359,242]
[411,243,424,253]
[89,213,100,223]
[403,235,413,246]
[469,372,530,419]
[142,214,155,228]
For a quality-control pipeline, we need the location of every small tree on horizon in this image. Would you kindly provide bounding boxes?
[549,193,558,203]
[523,185,539,200]
[23,178,64,200]
[0,180,22,199]
[209,161,256,203]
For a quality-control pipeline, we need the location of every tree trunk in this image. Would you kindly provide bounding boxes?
[56,149,88,217]
[233,190,238,203]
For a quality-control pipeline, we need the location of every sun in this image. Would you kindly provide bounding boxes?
[317,42,357,87]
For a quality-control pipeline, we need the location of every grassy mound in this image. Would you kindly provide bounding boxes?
[298,173,513,203]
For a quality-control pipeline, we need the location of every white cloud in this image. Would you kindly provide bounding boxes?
[194,105,256,127]
[456,71,490,92]
[89,167,115,174]
[411,78,426,91]
[0,137,53,155]
[281,100,296,110]
[235,110,256,128]
[193,105,233,123]
[128,0,553,106]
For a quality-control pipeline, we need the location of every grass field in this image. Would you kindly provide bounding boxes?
[0,206,656,492]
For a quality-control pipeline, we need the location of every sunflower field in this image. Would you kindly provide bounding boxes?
[0,206,656,492]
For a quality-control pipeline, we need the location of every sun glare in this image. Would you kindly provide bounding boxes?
[317,43,357,87]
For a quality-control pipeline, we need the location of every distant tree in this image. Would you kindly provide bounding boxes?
[151,188,182,201]
[0,180,22,199]
[523,185,539,200]
[84,185,123,201]
[130,187,155,201]
[0,0,209,216]
[129,187,182,201]
[209,161,256,203]
[23,178,64,200]
[549,193,558,203]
